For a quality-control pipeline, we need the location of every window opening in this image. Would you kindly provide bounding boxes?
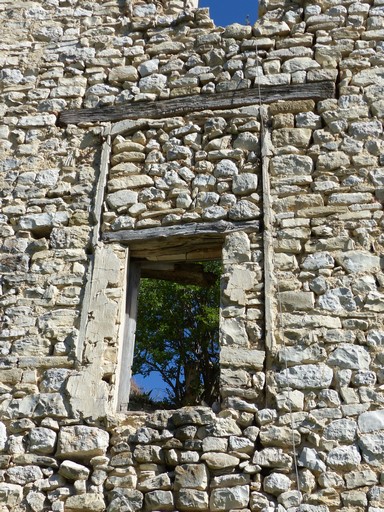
[118,260,221,412]
[199,0,258,27]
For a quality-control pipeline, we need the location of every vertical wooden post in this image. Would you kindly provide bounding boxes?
[117,260,141,411]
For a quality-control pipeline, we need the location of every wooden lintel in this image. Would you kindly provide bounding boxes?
[140,262,217,287]
[103,219,259,246]
[58,81,335,126]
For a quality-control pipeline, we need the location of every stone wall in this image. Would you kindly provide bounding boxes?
[0,0,384,511]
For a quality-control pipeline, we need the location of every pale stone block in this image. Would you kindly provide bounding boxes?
[56,427,109,460]
[210,485,250,511]
[65,493,105,512]
[327,445,361,470]
[174,464,209,490]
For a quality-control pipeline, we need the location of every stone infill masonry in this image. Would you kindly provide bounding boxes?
[1,0,384,511]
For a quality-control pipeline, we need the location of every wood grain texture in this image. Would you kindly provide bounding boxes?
[103,220,260,261]
[58,81,335,125]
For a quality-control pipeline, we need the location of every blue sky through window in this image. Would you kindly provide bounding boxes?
[199,0,258,27]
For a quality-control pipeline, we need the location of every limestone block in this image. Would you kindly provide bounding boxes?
[59,460,90,480]
[106,472,137,489]
[260,426,301,448]
[275,390,304,412]
[220,346,265,370]
[137,473,171,492]
[350,120,383,140]
[176,489,209,510]
[220,317,249,346]
[367,331,384,351]
[282,57,320,73]
[202,417,241,438]
[19,212,69,231]
[327,445,361,470]
[210,485,250,511]
[368,486,384,506]
[328,344,371,370]
[359,433,384,468]
[253,448,292,469]
[29,427,57,455]
[278,345,326,366]
[323,419,357,442]
[0,483,23,506]
[40,369,73,393]
[223,267,256,305]
[0,423,6,451]
[145,490,174,511]
[223,231,251,263]
[296,111,322,129]
[65,493,105,512]
[358,410,384,433]
[328,192,373,205]
[233,132,259,151]
[318,287,357,312]
[220,368,250,388]
[275,364,333,389]
[106,190,138,209]
[228,436,254,454]
[335,250,381,273]
[353,371,376,387]
[6,465,43,485]
[133,445,163,464]
[18,114,56,127]
[174,464,209,490]
[0,68,24,85]
[250,491,270,511]
[316,151,350,170]
[172,407,215,426]
[201,452,239,470]
[263,472,291,495]
[254,20,290,36]
[365,292,384,312]
[301,251,334,270]
[26,490,46,512]
[282,313,342,329]
[139,74,167,94]
[272,128,312,148]
[214,159,239,178]
[298,447,327,473]
[107,489,143,512]
[108,175,153,191]
[56,426,109,460]
[232,173,258,195]
[196,191,220,207]
[11,392,68,419]
[278,291,315,311]
[133,3,156,15]
[109,66,138,82]
[202,436,228,452]
[229,200,260,221]
[345,469,378,489]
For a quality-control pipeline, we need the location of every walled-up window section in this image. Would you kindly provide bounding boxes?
[199,0,258,26]
[117,259,221,412]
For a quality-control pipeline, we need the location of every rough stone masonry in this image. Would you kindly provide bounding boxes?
[0,0,384,510]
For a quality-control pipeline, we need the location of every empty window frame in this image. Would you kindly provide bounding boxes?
[116,257,221,412]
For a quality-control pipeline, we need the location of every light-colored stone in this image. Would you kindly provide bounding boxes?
[276,364,333,389]
[56,427,109,460]
[210,485,250,511]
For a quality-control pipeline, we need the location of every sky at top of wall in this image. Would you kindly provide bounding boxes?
[199,0,258,27]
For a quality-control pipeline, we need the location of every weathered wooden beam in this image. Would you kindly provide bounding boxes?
[140,261,218,287]
[58,81,335,125]
[103,220,259,245]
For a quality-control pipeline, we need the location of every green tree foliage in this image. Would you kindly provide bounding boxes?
[133,261,221,408]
